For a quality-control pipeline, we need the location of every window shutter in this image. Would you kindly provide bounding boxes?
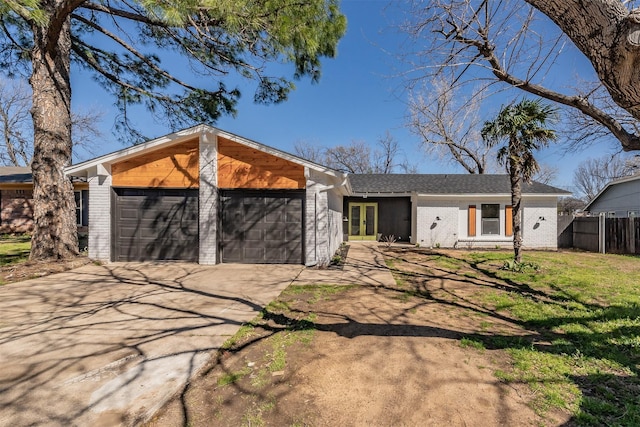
[468,205,476,237]
[505,205,513,236]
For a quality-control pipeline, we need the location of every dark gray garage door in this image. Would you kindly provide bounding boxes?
[113,188,199,262]
[220,190,304,264]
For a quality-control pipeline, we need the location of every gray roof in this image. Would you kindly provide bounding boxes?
[0,167,32,184]
[0,166,86,184]
[349,174,570,195]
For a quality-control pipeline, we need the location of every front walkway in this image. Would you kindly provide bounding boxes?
[293,242,397,287]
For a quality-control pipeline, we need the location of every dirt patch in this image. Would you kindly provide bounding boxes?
[147,249,571,427]
[0,255,93,285]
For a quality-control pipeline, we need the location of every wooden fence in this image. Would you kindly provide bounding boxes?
[560,216,640,254]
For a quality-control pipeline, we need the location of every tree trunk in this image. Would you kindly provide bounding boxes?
[509,143,523,263]
[525,0,640,128]
[29,6,78,260]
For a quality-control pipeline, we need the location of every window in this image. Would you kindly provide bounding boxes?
[481,204,500,235]
[75,190,89,226]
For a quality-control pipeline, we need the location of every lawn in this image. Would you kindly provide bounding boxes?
[148,248,640,426]
[0,235,31,267]
[416,249,640,425]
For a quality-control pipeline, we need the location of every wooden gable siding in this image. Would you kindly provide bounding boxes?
[217,136,305,189]
[111,138,199,188]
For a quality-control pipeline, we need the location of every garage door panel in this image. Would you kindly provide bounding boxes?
[220,190,304,264]
[113,188,199,262]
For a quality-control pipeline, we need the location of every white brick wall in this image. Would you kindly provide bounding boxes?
[88,172,112,262]
[198,132,218,264]
[327,189,344,258]
[415,198,459,247]
[414,195,559,249]
[522,198,558,249]
[304,169,343,266]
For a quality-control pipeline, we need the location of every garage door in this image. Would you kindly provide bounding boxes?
[113,188,199,262]
[220,190,304,264]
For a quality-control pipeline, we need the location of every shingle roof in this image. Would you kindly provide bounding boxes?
[349,174,570,195]
[0,166,87,184]
[0,167,32,184]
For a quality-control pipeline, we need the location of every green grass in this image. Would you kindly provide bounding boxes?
[0,235,31,267]
[449,251,640,424]
[387,250,640,424]
[217,367,251,387]
[460,337,486,351]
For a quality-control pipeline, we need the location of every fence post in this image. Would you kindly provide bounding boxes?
[599,213,606,254]
[631,216,636,254]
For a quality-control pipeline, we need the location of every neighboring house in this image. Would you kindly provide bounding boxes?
[584,174,640,218]
[0,167,89,235]
[346,174,569,249]
[66,125,348,265]
[65,125,569,265]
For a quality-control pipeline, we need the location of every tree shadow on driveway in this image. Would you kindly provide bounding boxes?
[0,262,300,426]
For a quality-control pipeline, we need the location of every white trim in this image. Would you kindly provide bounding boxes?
[417,193,566,198]
[585,174,640,211]
[65,124,347,180]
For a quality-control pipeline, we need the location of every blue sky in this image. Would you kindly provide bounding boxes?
[70,0,628,195]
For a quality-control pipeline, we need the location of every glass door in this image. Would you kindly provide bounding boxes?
[348,202,378,240]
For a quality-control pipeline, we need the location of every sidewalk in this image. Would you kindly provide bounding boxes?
[293,242,397,287]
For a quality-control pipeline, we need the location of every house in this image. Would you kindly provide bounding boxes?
[66,125,348,265]
[346,174,569,249]
[65,125,569,265]
[584,174,640,218]
[0,167,89,235]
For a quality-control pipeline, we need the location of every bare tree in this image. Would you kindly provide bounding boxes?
[324,140,375,173]
[293,140,324,164]
[401,0,640,153]
[294,133,416,173]
[532,164,558,185]
[558,197,586,215]
[408,76,491,173]
[0,79,31,166]
[0,78,102,166]
[573,155,640,200]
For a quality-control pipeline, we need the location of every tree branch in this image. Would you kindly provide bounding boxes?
[452,23,640,151]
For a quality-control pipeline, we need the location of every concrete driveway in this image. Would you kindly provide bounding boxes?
[0,262,303,426]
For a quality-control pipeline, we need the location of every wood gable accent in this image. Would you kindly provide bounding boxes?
[111,137,199,188]
[505,205,513,236]
[217,136,305,189]
[468,205,477,237]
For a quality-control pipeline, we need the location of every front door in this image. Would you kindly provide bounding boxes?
[348,202,378,241]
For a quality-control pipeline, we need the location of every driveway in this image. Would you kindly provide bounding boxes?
[0,262,302,426]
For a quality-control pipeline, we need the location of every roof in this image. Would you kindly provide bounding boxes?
[0,167,32,184]
[584,173,640,211]
[349,174,570,196]
[66,124,346,180]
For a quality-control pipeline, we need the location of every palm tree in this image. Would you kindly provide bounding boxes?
[481,99,557,263]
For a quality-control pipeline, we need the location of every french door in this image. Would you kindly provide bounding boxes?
[348,202,378,241]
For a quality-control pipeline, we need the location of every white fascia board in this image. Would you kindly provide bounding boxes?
[416,193,565,199]
[350,192,413,197]
[65,124,346,182]
[65,124,207,176]
[584,174,640,211]
[214,129,345,178]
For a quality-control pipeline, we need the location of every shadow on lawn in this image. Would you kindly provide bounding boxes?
[380,247,640,426]
[197,246,639,426]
